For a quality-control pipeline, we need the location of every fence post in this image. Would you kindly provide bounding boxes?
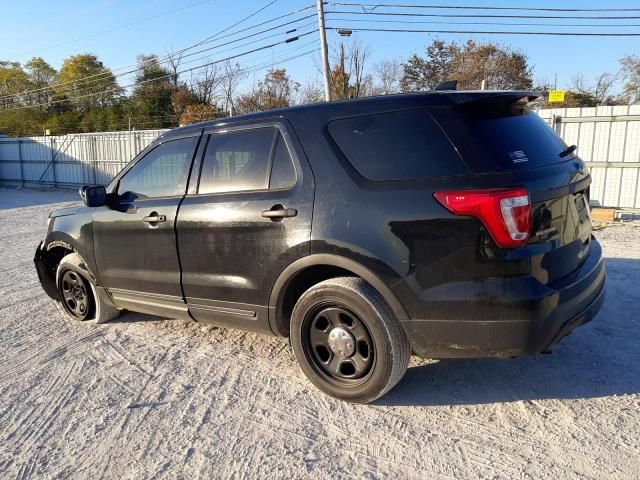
[92,136,98,186]
[50,137,56,187]
[18,139,24,187]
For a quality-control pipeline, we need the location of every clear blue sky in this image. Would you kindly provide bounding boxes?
[1,0,638,92]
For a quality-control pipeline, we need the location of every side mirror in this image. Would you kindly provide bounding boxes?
[79,185,107,207]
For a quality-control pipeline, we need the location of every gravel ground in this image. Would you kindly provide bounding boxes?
[1,187,639,479]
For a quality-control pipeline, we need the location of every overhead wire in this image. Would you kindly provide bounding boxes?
[7,0,223,60]
[0,2,315,103]
[2,33,318,112]
[327,2,640,13]
[325,26,640,36]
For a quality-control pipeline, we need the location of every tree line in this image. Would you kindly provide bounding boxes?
[1,39,639,136]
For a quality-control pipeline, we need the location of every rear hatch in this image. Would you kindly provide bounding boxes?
[433,93,593,284]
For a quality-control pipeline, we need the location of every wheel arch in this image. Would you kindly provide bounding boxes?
[35,239,95,301]
[268,254,409,337]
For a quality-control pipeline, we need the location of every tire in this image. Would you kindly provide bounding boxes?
[56,253,120,324]
[290,277,410,403]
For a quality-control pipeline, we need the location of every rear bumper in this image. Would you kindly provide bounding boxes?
[401,238,606,358]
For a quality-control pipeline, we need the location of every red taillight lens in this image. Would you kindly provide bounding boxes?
[434,188,532,248]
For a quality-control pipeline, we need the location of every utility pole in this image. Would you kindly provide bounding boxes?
[316,0,331,102]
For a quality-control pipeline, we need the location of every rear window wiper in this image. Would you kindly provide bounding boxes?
[559,145,577,158]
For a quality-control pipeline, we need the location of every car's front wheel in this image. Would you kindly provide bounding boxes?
[56,253,120,323]
[290,277,410,403]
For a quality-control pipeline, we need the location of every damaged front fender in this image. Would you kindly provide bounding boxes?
[33,242,58,300]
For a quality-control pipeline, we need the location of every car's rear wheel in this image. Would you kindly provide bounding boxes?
[290,277,410,403]
[56,253,120,323]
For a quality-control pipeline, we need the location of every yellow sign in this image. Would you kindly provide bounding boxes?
[548,90,565,103]
[45,129,51,136]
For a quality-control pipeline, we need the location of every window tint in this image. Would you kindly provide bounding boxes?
[466,112,569,170]
[118,137,197,198]
[269,134,296,189]
[199,128,276,194]
[328,109,467,181]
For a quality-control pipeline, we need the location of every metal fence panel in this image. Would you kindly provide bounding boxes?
[0,109,639,209]
[0,130,166,188]
[537,105,640,209]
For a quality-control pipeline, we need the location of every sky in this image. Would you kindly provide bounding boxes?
[0,0,639,92]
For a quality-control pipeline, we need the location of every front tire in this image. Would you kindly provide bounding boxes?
[290,277,410,403]
[56,253,120,323]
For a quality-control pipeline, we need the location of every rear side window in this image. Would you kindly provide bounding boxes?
[465,111,569,170]
[269,134,296,189]
[328,109,467,181]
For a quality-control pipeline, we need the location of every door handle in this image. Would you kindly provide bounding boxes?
[261,206,298,220]
[143,213,166,225]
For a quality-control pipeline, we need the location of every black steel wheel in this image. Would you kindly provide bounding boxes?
[291,277,411,403]
[303,306,375,385]
[58,269,93,320]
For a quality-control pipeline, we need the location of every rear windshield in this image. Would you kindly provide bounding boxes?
[466,111,570,170]
[328,109,467,181]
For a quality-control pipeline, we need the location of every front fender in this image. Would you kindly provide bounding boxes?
[34,241,59,300]
[34,207,96,300]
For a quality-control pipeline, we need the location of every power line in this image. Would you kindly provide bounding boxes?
[325,9,640,20]
[3,47,318,135]
[328,2,640,13]
[1,33,318,112]
[7,0,222,61]
[0,9,316,104]
[2,19,317,105]
[326,26,640,36]
[328,17,640,28]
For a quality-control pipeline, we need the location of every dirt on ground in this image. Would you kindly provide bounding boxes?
[0,187,639,479]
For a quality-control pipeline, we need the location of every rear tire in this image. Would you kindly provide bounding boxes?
[56,253,120,324]
[290,277,410,403]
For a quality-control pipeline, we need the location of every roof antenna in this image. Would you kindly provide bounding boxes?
[434,80,458,91]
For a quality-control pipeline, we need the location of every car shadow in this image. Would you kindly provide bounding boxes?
[0,187,79,210]
[378,257,640,407]
[103,258,640,407]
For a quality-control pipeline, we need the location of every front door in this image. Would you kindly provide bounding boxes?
[93,134,200,315]
[177,123,314,332]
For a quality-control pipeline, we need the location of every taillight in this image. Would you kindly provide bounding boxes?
[434,188,532,248]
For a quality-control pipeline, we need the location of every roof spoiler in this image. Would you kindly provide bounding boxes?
[453,92,543,117]
[435,80,458,91]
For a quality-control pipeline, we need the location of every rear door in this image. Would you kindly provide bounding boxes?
[176,121,314,332]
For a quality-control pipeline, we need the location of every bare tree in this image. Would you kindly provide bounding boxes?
[621,54,640,103]
[295,80,324,105]
[221,61,245,116]
[570,71,623,106]
[373,58,402,95]
[348,39,371,97]
[190,62,222,105]
[329,39,372,99]
[166,48,183,88]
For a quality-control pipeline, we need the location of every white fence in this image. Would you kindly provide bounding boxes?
[538,105,640,209]
[0,107,639,209]
[0,130,166,188]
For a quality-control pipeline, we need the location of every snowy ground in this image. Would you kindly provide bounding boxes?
[0,187,639,479]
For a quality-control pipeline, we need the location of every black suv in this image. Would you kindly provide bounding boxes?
[35,91,606,403]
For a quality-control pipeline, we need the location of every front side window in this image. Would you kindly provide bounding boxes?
[118,137,197,198]
[199,128,277,194]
